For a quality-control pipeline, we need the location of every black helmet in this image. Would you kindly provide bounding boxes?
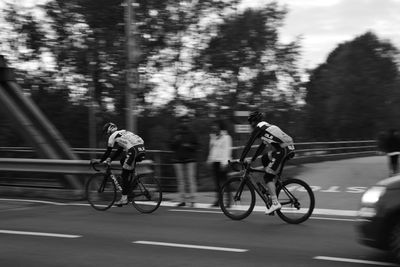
[247,111,263,123]
[102,122,117,136]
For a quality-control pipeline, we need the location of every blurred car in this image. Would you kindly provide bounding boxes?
[356,174,400,262]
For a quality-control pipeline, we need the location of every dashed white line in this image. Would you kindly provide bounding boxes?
[314,256,399,266]
[0,230,82,238]
[133,241,248,252]
[0,198,71,206]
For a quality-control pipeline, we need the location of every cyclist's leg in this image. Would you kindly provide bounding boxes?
[263,148,286,213]
[261,152,278,196]
[116,149,136,205]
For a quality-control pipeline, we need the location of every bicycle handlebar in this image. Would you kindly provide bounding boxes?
[228,160,266,174]
[90,160,110,172]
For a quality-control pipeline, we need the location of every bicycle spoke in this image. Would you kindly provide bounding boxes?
[220,177,255,220]
[86,173,117,211]
[131,174,162,213]
[276,178,315,224]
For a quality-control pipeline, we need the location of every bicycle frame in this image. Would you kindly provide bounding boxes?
[222,156,314,223]
[235,165,273,208]
[108,168,123,192]
[100,164,148,197]
[88,161,162,213]
[235,161,298,209]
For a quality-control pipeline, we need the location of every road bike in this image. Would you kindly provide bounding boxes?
[220,153,315,224]
[86,161,162,213]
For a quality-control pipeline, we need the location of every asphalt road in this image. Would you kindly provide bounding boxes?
[0,200,398,267]
[1,155,399,267]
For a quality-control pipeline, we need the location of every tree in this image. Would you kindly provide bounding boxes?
[1,0,241,113]
[194,3,303,114]
[304,32,400,140]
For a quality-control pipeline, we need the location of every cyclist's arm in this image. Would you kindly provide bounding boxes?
[100,147,113,162]
[251,143,266,162]
[240,127,262,162]
[110,147,123,161]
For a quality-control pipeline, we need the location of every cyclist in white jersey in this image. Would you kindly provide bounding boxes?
[240,111,295,214]
[96,122,146,206]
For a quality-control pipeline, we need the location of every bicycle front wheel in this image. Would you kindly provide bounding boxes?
[220,177,255,220]
[86,173,117,211]
[131,174,162,213]
[276,178,315,224]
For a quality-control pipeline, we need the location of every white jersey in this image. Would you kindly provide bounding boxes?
[257,121,294,148]
[107,130,144,151]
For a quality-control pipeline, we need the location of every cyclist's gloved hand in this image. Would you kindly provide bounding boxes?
[90,159,100,165]
[242,160,250,168]
[102,158,111,165]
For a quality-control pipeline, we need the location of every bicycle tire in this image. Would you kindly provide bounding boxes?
[130,174,162,213]
[276,178,315,224]
[86,173,117,211]
[220,176,256,220]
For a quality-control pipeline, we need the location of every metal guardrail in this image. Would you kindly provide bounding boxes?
[0,140,378,162]
[0,140,379,193]
[0,158,153,175]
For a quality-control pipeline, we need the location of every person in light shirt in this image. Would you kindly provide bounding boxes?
[207,119,232,207]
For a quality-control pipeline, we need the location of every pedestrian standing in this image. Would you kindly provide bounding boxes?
[170,115,199,207]
[207,119,232,207]
[384,129,400,175]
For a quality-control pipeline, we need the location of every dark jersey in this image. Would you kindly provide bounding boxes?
[240,121,294,162]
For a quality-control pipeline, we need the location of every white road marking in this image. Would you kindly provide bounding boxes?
[314,256,399,266]
[133,241,248,252]
[169,208,358,222]
[310,208,358,217]
[0,198,70,206]
[0,198,359,217]
[0,230,81,238]
[0,198,91,207]
[309,217,357,222]
[250,206,358,217]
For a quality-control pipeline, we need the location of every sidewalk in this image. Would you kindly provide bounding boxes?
[161,191,359,217]
[163,191,218,206]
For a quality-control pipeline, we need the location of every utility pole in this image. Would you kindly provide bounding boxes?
[87,50,97,158]
[88,73,97,158]
[125,0,139,132]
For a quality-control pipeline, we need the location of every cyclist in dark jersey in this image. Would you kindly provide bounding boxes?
[96,122,146,206]
[240,111,295,214]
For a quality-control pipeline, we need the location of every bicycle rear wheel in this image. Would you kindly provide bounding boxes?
[276,178,315,224]
[130,174,162,213]
[86,173,117,211]
[220,177,255,220]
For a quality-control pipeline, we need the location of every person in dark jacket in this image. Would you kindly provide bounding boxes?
[384,129,400,175]
[170,115,199,207]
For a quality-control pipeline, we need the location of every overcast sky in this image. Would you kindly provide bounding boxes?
[3,0,399,70]
[243,0,400,69]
